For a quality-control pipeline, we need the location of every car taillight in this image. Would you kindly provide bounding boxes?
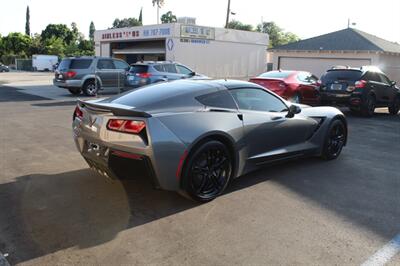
[73,106,83,120]
[355,80,367,88]
[107,119,146,134]
[137,73,152,78]
[66,71,77,78]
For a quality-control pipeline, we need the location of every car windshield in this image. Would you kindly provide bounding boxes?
[130,65,149,73]
[259,71,293,79]
[321,70,362,83]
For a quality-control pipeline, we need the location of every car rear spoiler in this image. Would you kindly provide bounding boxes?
[77,99,152,118]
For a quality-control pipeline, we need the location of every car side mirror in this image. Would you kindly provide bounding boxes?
[286,104,301,118]
[189,71,196,77]
[391,81,397,86]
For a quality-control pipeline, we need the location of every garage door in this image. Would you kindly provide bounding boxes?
[279,57,371,78]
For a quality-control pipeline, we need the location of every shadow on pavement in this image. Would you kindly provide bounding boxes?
[0,86,50,102]
[0,169,196,264]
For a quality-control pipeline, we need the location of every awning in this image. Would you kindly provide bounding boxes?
[112,48,165,55]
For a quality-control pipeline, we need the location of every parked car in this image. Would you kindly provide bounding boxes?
[72,79,347,202]
[319,66,400,116]
[0,63,10,72]
[126,61,208,88]
[249,70,320,105]
[53,57,130,96]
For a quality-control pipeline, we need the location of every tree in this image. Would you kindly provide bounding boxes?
[2,32,32,57]
[89,21,96,41]
[152,0,165,24]
[138,8,143,25]
[161,11,177,23]
[256,22,300,48]
[25,6,30,36]
[41,24,74,45]
[226,20,253,31]
[152,0,164,8]
[111,18,142,28]
[42,37,65,57]
[71,22,80,43]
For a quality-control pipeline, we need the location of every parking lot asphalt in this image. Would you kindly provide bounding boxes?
[0,73,399,265]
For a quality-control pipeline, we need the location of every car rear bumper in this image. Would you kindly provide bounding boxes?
[53,78,82,88]
[320,92,363,107]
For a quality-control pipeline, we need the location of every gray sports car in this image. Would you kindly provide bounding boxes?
[72,79,347,202]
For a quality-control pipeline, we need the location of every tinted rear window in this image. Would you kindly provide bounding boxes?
[196,90,237,109]
[130,65,149,73]
[321,70,362,83]
[69,59,92,69]
[58,59,71,70]
[260,71,293,79]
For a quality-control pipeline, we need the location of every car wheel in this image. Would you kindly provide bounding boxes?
[361,94,375,117]
[68,88,81,95]
[349,107,360,115]
[181,140,232,202]
[82,80,98,96]
[321,119,346,160]
[388,96,400,115]
[290,92,302,103]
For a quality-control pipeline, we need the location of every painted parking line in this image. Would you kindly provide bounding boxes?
[361,234,400,266]
[0,252,10,266]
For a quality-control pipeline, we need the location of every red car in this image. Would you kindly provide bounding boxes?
[249,70,320,105]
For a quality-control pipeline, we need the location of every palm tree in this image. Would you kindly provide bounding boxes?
[152,0,165,24]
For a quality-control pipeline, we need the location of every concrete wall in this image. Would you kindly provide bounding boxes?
[167,37,267,79]
[378,53,400,84]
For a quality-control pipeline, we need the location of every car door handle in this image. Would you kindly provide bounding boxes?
[271,116,284,121]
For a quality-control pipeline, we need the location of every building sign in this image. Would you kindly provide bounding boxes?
[143,28,171,37]
[100,26,172,41]
[102,30,140,40]
[180,38,210,45]
[180,25,215,40]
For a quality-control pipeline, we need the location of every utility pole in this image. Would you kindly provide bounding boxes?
[225,0,231,28]
[347,18,350,28]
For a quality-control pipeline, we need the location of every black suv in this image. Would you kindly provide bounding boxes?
[319,67,400,116]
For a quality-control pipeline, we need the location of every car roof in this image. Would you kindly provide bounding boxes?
[211,79,265,90]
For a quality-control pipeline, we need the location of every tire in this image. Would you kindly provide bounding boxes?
[68,88,81,95]
[82,80,98,96]
[181,140,233,202]
[388,96,400,115]
[361,94,375,117]
[321,119,346,160]
[289,92,302,104]
[349,107,360,116]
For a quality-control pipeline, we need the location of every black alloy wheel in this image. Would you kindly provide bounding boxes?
[182,141,232,202]
[322,120,346,160]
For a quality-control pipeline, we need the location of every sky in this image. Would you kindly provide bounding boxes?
[1,0,399,43]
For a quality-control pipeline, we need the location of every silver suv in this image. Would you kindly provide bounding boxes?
[53,57,130,96]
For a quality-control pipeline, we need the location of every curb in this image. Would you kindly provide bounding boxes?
[0,252,10,266]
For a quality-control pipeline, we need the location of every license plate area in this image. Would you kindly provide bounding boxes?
[330,84,343,90]
[84,141,109,160]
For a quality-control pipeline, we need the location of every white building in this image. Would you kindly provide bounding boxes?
[268,28,400,83]
[94,23,268,79]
